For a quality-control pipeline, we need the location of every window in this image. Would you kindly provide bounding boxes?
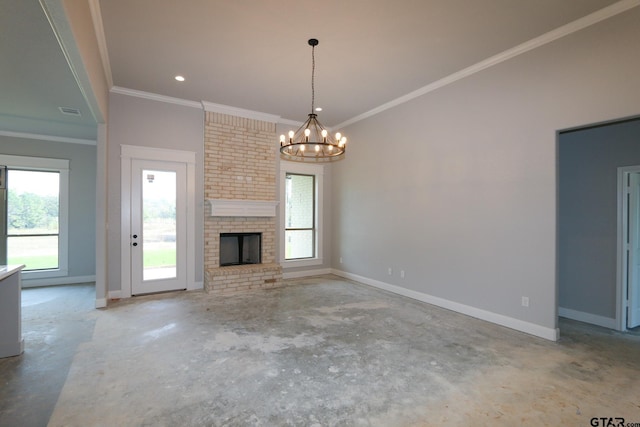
[285,173,315,259]
[8,170,60,270]
[280,162,323,267]
[0,155,69,278]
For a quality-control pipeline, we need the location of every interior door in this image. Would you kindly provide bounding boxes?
[130,159,187,295]
[628,172,640,328]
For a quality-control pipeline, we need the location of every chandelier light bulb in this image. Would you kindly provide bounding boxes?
[300,144,305,151]
[335,132,341,141]
[280,134,285,145]
[315,145,320,152]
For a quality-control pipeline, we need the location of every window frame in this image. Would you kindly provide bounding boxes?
[280,162,323,268]
[0,154,69,279]
[284,172,316,260]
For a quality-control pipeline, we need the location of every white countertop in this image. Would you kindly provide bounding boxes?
[0,265,25,281]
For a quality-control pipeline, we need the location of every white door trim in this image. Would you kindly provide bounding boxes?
[120,145,196,298]
[616,165,640,331]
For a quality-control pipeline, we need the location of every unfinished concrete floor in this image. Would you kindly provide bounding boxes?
[1,276,639,426]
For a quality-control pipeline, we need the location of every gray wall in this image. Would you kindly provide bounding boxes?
[107,93,204,292]
[559,118,640,319]
[0,135,97,280]
[331,8,640,332]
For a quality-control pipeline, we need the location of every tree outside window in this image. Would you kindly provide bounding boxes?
[7,169,60,270]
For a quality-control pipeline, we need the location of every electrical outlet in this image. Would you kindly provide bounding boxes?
[388,268,392,276]
[400,270,405,279]
[521,296,529,307]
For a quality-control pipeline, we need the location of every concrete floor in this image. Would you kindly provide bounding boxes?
[1,276,639,426]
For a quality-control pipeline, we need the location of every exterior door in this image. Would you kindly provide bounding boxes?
[130,159,187,295]
[628,173,640,328]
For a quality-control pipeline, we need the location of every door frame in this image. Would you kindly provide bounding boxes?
[616,165,640,331]
[121,145,196,298]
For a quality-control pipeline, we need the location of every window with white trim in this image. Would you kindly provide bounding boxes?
[280,162,323,267]
[0,155,69,278]
[285,173,315,259]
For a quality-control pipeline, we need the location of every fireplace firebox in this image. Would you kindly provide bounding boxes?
[219,233,262,266]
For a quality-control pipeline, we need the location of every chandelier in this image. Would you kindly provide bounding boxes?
[280,38,347,162]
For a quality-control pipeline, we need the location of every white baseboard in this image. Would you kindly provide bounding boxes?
[558,307,617,329]
[189,281,204,291]
[331,269,560,342]
[21,275,96,288]
[283,268,332,280]
[108,290,123,300]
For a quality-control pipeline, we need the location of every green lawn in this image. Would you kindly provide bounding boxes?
[8,248,175,271]
[144,248,176,268]
[8,255,58,270]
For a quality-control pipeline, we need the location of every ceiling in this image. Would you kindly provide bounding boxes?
[0,0,625,142]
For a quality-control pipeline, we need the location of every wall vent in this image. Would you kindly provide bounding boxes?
[58,107,81,116]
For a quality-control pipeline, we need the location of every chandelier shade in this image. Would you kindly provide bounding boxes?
[280,39,347,162]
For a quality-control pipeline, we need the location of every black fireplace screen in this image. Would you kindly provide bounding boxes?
[219,233,261,266]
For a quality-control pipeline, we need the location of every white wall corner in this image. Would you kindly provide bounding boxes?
[95,298,107,308]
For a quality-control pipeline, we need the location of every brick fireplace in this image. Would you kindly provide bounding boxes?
[203,111,283,294]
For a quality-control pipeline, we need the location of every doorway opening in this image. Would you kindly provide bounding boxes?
[557,116,640,333]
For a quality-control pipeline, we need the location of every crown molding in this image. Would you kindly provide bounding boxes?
[0,130,96,145]
[335,0,640,129]
[88,0,113,88]
[40,0,105,124]
[201,101,280,123]
[277,118,304,127]
[110,86,203,109]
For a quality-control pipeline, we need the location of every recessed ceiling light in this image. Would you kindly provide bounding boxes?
[175,75,185,82]
[315,107,322,112]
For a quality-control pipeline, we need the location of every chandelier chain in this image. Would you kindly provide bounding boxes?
[311,44,315,113]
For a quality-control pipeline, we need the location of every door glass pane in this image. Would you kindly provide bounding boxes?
[142,170,177,281]
[7,169,60,271]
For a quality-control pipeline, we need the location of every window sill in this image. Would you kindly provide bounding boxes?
[21,268,68,280]
[282,258,323,269]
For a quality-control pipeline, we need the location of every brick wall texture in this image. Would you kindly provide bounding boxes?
[204,111,277,201]
[204,112,282,294]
